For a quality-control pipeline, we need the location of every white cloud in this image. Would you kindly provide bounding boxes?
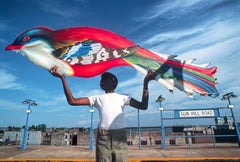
[0,68,24,90]
[118,72,143,90]
[0,99,19,110]
[38,0,86,19]
[142,16,240,55]
[135,0,204,21]
[40,95,66,106]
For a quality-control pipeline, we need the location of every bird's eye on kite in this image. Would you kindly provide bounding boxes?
[23,36,30,42]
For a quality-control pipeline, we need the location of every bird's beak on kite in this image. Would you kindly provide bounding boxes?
[5,44,23,51]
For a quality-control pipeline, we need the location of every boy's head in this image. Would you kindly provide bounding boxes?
[100,72,118,92]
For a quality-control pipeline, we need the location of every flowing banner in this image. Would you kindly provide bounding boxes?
[174,109,220,118]
[5,26,218,97]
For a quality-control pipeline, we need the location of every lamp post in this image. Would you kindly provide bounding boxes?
[21,99,37,150]
[137,109,141,149]
[221,92,240,147]
[89,107,94,150]
[156,95,166,150]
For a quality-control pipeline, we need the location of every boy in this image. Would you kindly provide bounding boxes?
[49,66,156,162]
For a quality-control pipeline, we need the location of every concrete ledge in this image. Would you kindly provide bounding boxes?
[1,144,239,161]
[1,157,240,162]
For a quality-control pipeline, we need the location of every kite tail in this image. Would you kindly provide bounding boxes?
[123,47,218,97]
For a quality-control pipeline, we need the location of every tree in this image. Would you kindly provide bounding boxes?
[36,124,47,132]
[29,125,36,131]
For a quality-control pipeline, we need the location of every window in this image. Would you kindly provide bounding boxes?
[155,140,161,145]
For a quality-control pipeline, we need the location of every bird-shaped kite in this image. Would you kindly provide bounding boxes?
[5,26,218,97]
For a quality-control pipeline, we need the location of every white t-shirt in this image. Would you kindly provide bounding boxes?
[88,93,131,130]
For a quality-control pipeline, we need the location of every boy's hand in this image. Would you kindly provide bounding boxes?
[49,66,64,78]
[144,70,156,83]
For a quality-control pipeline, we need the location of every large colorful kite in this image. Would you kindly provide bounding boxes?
[5,26,218,97]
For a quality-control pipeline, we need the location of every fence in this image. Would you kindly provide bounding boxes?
[127,107,240,149]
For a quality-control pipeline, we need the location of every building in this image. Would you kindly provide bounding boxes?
[3,117,236,147]
[43,126,225,147]
[49,128,92,146]
[2,130,41,145]
[214,116,237,143]
[126,127,186,146]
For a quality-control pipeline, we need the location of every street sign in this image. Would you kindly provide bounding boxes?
[174,109,219,118]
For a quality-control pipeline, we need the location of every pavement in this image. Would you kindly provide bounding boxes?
[0,143,240,162]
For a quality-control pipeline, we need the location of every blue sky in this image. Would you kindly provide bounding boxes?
[0,0,239,128]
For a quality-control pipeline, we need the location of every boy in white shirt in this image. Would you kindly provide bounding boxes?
[50,66,156,162]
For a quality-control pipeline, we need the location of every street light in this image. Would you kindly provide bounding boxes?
[156,95,166,150]
[221,92,240,147]
[137,109,141,150]
[89,107,94,150]
[21,99,37,150]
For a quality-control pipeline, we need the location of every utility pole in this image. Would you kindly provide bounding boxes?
[221,92,240,147]
[156,95,166,150]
